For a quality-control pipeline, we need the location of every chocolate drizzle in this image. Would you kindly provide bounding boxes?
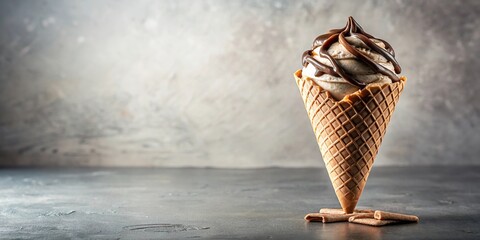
[302,16,401,88]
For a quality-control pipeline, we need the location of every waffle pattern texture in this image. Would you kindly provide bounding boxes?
[294,70,406,213]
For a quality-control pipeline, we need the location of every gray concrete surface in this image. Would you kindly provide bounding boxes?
[1,166,479,239]
[1,0,480,167]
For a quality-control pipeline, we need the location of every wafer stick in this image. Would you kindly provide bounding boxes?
[321,214,353,223]
[374,211,419,222]
[304,213,324,222]
[305,213,355,223]
[319,208,374,214]
[348,213,375,222]
[349,218,399,226]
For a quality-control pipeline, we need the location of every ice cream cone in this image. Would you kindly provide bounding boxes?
[294,70,406,213]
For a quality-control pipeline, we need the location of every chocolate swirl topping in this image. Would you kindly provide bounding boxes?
[302,16,401,88]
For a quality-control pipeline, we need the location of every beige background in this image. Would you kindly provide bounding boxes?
[0,0,479,167]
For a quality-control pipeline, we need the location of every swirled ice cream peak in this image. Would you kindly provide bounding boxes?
[301,16,402,98]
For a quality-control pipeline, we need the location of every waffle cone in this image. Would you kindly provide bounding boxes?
[294,70,406,213]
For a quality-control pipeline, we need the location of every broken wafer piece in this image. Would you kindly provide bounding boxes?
[347,213,375,222]
[374,211,419,222]
[349,218,400,226]
[319,208,374,214]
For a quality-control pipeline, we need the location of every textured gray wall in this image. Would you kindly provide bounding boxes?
[0,0,479,167]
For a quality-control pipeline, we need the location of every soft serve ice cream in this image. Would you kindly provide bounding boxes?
[301,16,402,100]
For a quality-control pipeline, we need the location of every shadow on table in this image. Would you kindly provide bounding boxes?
[305,222,386,240]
